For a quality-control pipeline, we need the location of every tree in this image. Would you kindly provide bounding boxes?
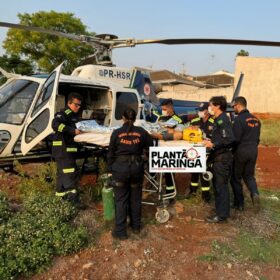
[3,11,95,74]
[0,54,34,75]
[0,54,34,85]
[236,49,249,56]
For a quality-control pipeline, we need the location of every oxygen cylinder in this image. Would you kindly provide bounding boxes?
[101,174,115,221]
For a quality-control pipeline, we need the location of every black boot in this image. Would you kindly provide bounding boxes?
[63,192,86,210]
[185,186,197,199]
[202,191,211,203]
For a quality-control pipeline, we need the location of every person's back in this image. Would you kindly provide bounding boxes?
[231,96,261,210]
[108,108,153,240]
[233,109,260,149]
[110,125,152,156]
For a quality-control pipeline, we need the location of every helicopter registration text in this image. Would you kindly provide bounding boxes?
[99,69,131,80]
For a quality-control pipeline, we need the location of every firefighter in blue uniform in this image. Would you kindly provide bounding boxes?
[108,108,153,240]
[51,92,83,207]
[187,102,214,203]
[204,96,234,223]
[151,99,183,198]
[231,96,261,211]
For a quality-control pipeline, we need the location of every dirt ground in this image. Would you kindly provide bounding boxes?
[1,147,280,280]
[257,146,280,190]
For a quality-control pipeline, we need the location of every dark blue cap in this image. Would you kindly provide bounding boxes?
[197,102,209,111]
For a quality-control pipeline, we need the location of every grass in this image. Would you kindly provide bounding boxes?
[260,119,280,146]
[198,189,280,266]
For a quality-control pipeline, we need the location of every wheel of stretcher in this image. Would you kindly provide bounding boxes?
[155,208,170,223]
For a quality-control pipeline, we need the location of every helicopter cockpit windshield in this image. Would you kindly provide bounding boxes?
[0,79,39,124]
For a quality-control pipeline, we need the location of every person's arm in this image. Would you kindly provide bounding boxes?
[151,132,164,140]
[204,119,234,150]
[52,112,80,135]
[144,130,154,148]
[232,117,243,145]
[107,131,117,172]
[257,120,261,145]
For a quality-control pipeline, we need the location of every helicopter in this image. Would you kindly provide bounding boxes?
[0,21,279,171]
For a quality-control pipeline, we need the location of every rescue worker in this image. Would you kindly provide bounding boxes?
[151,98,183,198]
[51,92,84,208]
[204,96,234,223]
[107,108,153,240]
[187,102,214,203]
[158,98,183,125]
[231,96,261,211]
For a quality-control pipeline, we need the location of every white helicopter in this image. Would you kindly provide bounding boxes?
[0,21,280,171]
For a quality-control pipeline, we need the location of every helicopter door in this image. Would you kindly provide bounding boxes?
[20,63,64,155]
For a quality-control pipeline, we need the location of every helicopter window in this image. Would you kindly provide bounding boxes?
[0,130,11,154]
[32,71,56,117]
[25,109,50,143]
[0,79,39,124]
[115,92,138,120]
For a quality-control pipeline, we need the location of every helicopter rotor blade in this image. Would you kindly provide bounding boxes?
[0,21,113,50]
[112,38,280,48]
[0,21,85,42]
[2,22,280,51]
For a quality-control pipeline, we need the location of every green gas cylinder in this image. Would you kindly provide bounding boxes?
[101,174,115,221]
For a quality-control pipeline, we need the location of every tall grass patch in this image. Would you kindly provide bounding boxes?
[260,119,280,146]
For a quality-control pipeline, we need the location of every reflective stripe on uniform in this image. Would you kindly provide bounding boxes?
[153,110,161,117]
[172,115,182,123]
[66,147,78,152]
[52,141,63,146]
[65,109,72,115]
[55,189,77,197]
[62,168,75,174]
[201,187,210,191]
[152,109,161,122]
[191,117,200,123]
[191,182,199,187]
[208,118,214,123]
[166,185,175,190]
[58,123,65,132]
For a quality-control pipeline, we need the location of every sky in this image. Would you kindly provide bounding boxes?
[1,0,280,75]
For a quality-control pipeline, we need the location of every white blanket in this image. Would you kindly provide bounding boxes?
[74,132,204,148]
[74,132,112,147]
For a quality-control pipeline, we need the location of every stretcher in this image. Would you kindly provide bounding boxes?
[74,133,208,223]
[142,140,207,223]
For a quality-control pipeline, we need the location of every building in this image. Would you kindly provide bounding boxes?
[235,56,280,113]
[151,69,234,103]
[193,70,234,88]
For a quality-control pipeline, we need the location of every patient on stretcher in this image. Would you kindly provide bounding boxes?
[151,127,183,141]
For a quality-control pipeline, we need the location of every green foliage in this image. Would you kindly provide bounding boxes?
[0,163,88,280]
[3,11,94,74]
[80,158,108,203]
[0,192,11,223]
[0,54,34,75]
[198,190,280,266]
[208,231,280,266]
[259,189,280,225]
[260,119,280,146]
[236,49,249,56]
[0,193,88,280]
[236,231,280,264]
[14,161,57,197]
[197,254,218,262]
[0,76,6,86]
